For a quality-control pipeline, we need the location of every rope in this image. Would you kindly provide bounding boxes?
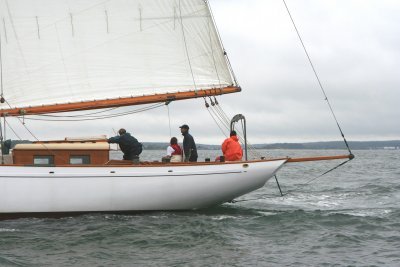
[166,104,172,138]
[282,0,352,155]
[204,96,262,159]
[213,97,230,123]
[209,97,230,126]
[204,98,228,131]
[1,98,110,162]
[23,103,164,122]
[2,116,5,141]
[5,119,22,140]
[213,99,262,158]
[36,107,118,118]
[303,158,352,185]
[204,98,228,137]
[206,108,227,137]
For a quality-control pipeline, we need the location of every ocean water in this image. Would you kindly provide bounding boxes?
[1,149,399,266]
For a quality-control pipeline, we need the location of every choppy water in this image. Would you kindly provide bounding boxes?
[1,149,399,266]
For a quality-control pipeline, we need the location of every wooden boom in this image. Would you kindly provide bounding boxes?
[286,154,354,163]
[0,86,241,117]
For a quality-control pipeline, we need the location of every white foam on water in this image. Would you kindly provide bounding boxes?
[210,215,237,221]
[278,193,340,208]
[335,209,393,218]
[256,211,278,216]
[0,228,18,232]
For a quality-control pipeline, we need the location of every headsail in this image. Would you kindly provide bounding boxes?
[0,0,238,116]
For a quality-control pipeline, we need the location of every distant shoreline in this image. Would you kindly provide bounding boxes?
[143,140,400,150]
[2,140,399,151]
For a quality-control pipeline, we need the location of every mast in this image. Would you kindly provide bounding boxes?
[0,23,3,105]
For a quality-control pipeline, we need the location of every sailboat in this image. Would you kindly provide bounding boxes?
[0,0,352,218]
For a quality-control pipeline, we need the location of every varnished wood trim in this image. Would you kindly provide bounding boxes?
[0,86,241,116]
[1,154,353,167]
[286,154,353,163]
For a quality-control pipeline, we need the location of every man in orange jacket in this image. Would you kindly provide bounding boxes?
[221,131,243,161]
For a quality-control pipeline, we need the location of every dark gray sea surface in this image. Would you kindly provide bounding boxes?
[1,149,399,266]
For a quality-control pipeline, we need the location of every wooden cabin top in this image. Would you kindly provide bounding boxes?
[13,142,109,151]
[12,139,110,166]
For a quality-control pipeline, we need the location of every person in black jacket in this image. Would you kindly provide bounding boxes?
[108,128,142,161]
[179,124,198,162]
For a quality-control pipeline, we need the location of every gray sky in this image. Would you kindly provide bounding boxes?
[5,0,400,144]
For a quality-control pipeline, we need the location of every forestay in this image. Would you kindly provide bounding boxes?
[0,0,235,111]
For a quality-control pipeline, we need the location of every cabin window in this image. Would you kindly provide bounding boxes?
[33,155,54,165]
[69,155,90,165]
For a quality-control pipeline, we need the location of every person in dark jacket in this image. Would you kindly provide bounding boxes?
[179,124,198,162]
[108,128,142,161]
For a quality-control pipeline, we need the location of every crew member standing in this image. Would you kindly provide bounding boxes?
[108,128,142,161]
[221,130,243,161]
[179,124,198,162]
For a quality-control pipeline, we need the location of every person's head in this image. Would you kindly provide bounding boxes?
[179,124,189,134]
[230,130,237,137]
[170,137,178,145]
[118,128,126,135]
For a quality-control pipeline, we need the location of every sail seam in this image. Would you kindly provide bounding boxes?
[178,0,198,93]
[2,18,7,43]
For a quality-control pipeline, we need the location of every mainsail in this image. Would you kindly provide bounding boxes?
[0,0,238,116]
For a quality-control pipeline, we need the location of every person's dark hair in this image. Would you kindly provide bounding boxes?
[118,128,126,135]
[230,130,237,136]
[170,137,178,145]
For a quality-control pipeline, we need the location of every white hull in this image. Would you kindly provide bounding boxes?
[0,160,286,215]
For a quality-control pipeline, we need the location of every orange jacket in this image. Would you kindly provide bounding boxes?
[221,136,243,161]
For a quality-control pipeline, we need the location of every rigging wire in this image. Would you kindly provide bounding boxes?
[0,97,158,161]
[282,0,352,155]
[231,157,353,204]
[0,118,4,164]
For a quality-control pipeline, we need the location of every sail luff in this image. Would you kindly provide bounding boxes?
[0,86,241,117]
[205,0,239,86]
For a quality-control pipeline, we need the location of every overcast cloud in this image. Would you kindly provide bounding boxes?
[4,0,400,144]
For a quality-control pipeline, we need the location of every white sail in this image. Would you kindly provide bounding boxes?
[0,0,234,109]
